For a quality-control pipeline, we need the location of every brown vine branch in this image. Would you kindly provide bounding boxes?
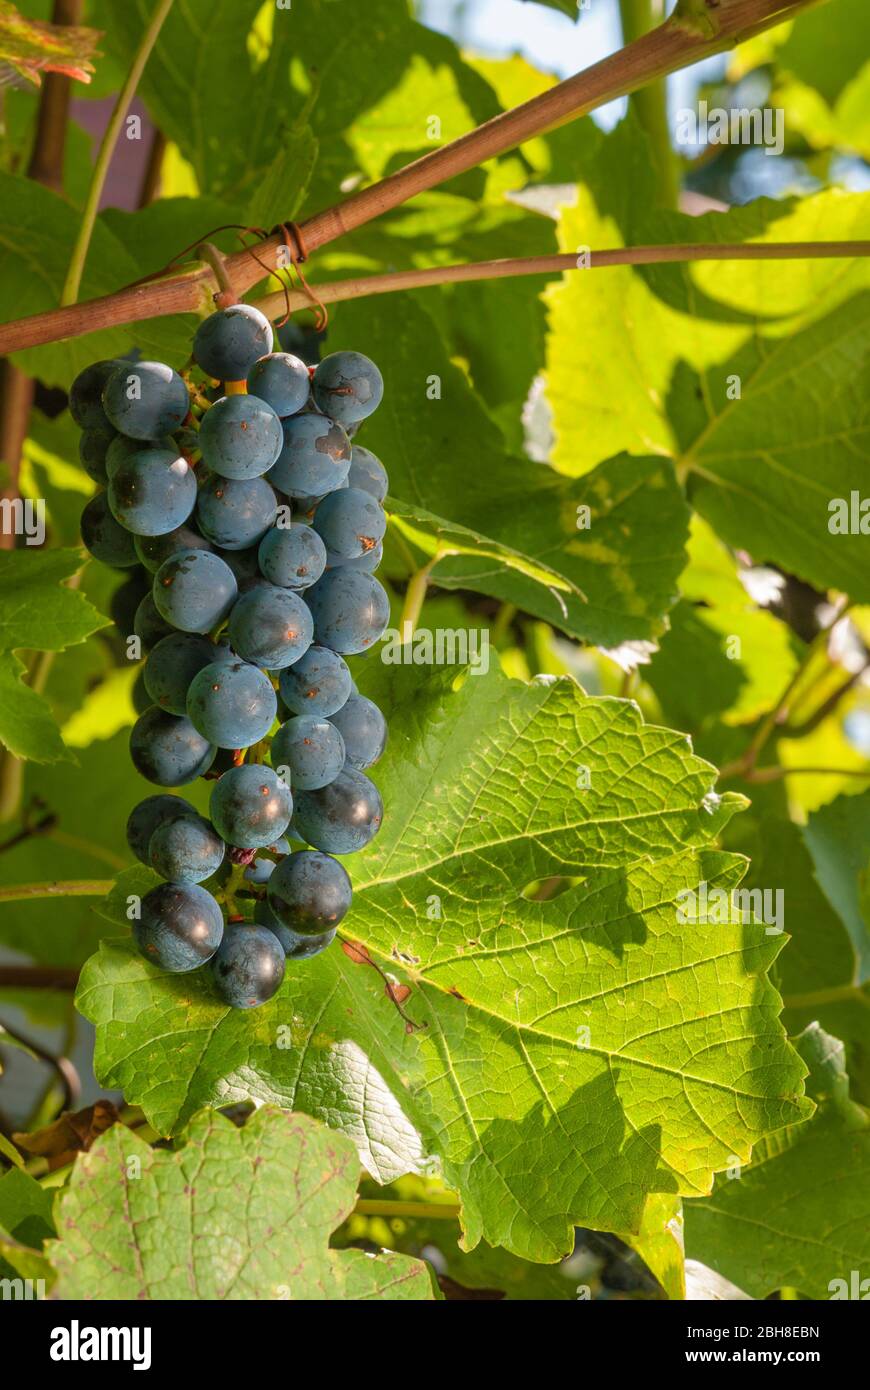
[0,966,80,991]
[254,242,870,319]
[0,0,819,354]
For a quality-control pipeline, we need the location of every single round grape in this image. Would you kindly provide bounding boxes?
[81,492,138,568]
[247,352,310,417]
[134,881,223,972]
[210,763,293,849]
[348,445,388,503]
[196,474,277,550]
[126,793,195,865]
[258,522,326,590]
[193,305,274,382]
[304,569,390,654]
[329,693,387,770]
[134,592,175,649]
[153,549,238,634]
[187,658,277,749]
[103,361,190,440]
[132,669,152,715]
[313,486,385,560]
[267,849,352,934]
[129,706,216,786]
[226,583,313,670]
[79,427,116,484]
[144,632,228,715]
[106,433,176,480]
[198,395,283,480]
[254,897,336,958]
[272,715,345,791]
[277,645,352,717]
[267,414,350,498]
[325,540,382,574]
[149,812,225,884]
[110,569,149,638]
[135,524,213,574]
[293,766,383,854]
[108,447,197,537]
[69,358,126,430]
[312,351,383,426]
[210,924,284,1009]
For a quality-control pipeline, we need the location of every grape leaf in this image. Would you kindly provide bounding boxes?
[0,651,69,762]
[681,293,870,604]
[544,124,870,595]
[620,1194,685,1301]
[245,124,318,232]
[773,70,870,161]
[685,1024,870,1299]
[644,518,800,731]
[0,549,105,653]
[46,1107,435,1300]
[86,0,269,197]
[803,789,870,982]
[77,664,810,1263]
[0,550,107,761]
[87,0,496,208]
[99,197,244,281]
[331,295,690,647]
[0,173,192,387]
[0,1165,56,1288]
[0,1167,54,1249]
[263,0,504,208]
[734,812,870,1105]
[776,0,870,104]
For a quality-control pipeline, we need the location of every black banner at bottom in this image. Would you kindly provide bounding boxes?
[2,1293,863,1375]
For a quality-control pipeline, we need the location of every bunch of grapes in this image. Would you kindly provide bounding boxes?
[73,304,390,1009]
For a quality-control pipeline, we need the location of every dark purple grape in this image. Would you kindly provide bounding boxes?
[267,849,352,934]
[133,881,223,972]
[210,923,285,1008]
